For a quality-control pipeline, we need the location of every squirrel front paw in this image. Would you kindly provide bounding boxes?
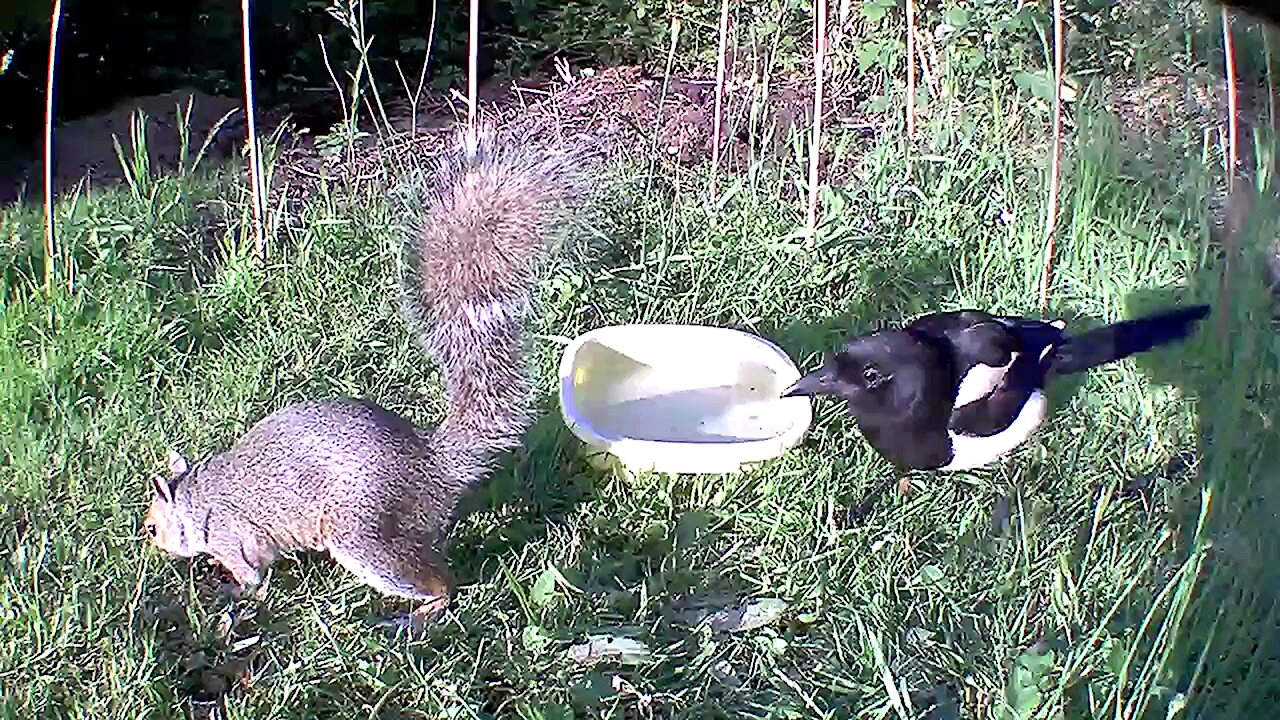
[211,556,266,599]
[231,573,270,602]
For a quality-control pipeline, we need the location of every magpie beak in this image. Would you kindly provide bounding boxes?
[781,365,836,398]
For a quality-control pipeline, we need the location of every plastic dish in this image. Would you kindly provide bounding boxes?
[557,324,813,475]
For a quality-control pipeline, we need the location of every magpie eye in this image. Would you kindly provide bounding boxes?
[863,366,882,385]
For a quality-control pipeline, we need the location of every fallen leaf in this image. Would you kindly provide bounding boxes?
[566,635,651,666]
[530,567,558,607]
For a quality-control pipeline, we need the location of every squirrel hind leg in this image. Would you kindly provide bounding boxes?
[326,535,455,614]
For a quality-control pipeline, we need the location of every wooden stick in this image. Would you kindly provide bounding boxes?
[466,0,479,151]
[1218,7,1239,338]
[805,0,828,242]
[43,0,64,294]
[1037,0,1065,312]
[240,0,267,259]
[1265,23,1276,133]
[905,0,916,139]
[1223,8,1239,190]
[710,0,731,200]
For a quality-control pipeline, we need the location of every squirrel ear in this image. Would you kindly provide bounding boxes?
[151,474,175,504]
[167,449,189,477]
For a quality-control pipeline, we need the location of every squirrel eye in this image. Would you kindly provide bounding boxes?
[144,520,158,538]
[863,366,882,384]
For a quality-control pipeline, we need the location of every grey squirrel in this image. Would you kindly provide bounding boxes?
[142,123,588,628]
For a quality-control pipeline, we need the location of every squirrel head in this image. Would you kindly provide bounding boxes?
[143,449,200,557]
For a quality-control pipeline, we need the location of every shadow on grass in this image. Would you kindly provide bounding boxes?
[135,567,285,719]
[753,268,1270,716]
[445,395,597,586]
[443,393,749,606]
[1121,239,1280,713]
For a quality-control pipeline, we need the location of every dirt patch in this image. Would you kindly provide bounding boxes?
[1107,70,1279,291]
[6,61,1273,277]
[259,61,881,217]
[1108,69,1273,169]
[0,88,259,206]
[138,561,271,715]
[3,59,1266,202]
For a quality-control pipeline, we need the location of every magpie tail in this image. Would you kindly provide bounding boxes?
[1049,304,1211,375]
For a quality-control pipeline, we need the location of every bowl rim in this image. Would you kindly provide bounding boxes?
[556,323,813,474]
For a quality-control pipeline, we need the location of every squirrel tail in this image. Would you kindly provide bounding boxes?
[396,123,587,495]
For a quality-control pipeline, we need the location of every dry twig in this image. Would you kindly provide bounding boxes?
[240,0,268,259]
[806,0,828,241]
[710,0,731,200]
[43,0,64,293]
[1038,0,1065,312]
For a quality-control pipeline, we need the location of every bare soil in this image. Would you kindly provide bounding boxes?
[0,62,877,208]
[0,88,246,205]
[2,62,1273,283]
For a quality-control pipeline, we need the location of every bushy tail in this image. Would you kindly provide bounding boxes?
[395,123,589,494]
[1049,304,1211,375]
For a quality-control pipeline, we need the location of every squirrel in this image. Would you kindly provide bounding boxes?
[142,122,588,629]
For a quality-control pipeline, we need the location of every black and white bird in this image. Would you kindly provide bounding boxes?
[782,304,1211,503]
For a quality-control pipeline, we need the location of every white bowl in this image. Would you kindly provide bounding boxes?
[557,324,813,475]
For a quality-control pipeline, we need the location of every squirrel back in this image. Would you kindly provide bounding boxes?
[143,123,589,624]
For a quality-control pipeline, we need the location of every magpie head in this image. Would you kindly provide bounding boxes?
[781,363,842,398]
[782,331,933,412]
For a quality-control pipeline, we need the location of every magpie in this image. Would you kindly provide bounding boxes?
[781,304,1211,509]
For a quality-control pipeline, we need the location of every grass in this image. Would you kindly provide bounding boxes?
[4,50,1280,720]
